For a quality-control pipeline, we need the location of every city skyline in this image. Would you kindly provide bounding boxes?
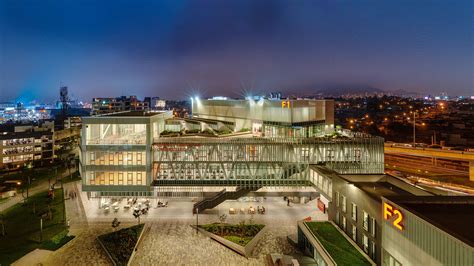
[1,0,473,102]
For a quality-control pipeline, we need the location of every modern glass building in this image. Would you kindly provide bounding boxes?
[80,99,384,198]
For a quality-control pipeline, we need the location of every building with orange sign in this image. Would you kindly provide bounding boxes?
[191,97,334,138]
[309,165,432,265]
[381,196,474,265]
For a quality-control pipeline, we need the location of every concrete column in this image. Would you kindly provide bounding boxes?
[470,161,474,181]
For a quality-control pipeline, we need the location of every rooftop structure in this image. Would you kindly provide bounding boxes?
[91,96,150,115]
[192,98,334,137]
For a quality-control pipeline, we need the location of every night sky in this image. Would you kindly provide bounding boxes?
[0,0,472,102]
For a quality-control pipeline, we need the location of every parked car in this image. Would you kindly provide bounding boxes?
[428,144,442,149]
[450,146,467,151]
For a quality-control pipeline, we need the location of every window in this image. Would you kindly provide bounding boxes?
[363,235,369,253]
[363,211,369,230]
[90,172,96,185]
[118,153,123,164]
[336,211,340,224]
[127,173,133,185]
[370,217,376,237]
[118,173,124,185]
[336,192,340,207]
[383,249,402,266]
[90,152,95,164]
[137,152,143,165]
[109,153,114,164]
[109,173,114,184]
[342,195,347,213]
[371,240,376,260]
[352,226,357,241]
[127,152,133,165]
[137,172,143,184]
[342,216,347,231]
[352,203,357,221]
[99,153,105,165]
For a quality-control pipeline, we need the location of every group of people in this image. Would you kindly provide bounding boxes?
[156,201,168,208]
[66,189,77,199]
[257,205,266,214]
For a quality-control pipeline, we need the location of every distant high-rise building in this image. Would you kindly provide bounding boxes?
[144,97,166,110]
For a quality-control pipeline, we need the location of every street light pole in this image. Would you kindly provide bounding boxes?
[195,208,199,234]
[413,111,416,146]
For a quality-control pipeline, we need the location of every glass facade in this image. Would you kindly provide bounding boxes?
[86,123,146,145]
[86,171,146,185]
[86,151,146,166]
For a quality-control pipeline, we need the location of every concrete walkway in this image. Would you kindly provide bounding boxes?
[19,183,327,265]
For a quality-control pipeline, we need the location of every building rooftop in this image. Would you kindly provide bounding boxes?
[354,181,414,200]
[0,131,52,140]
[385,196,474,247]
[97,111,167,117]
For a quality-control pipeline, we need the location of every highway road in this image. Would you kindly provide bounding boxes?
[384,143,474,195]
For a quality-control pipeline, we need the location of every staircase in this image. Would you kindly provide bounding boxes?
[192,186,259,214]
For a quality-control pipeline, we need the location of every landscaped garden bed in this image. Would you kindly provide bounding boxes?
[196,222,266,257]
[97,224,144,266]
[199,223,264,246]
[305,221,372,266]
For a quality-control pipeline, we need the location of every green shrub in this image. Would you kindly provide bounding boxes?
[98,224,144,266]
[216,128,232,135]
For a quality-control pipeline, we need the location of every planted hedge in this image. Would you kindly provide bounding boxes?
[98,224,144,266]
[199,223,264,246]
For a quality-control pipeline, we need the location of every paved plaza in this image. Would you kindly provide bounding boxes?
[21,181,326,265]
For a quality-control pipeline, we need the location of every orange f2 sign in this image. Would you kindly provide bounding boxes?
[383,202,404,231]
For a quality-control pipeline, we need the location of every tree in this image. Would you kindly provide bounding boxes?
[218,214,227,235]
[0,214,5,236]
[133,209,141,225]
[112,218,121,231]
[238,220,246,245]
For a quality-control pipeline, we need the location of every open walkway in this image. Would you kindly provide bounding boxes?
[25,182,327,265]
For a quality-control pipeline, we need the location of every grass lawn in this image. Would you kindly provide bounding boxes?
[1,165,71,186]
[0,188,68,265]
[98,224,144,266]
[62,171,81,184]
[199,223,264,247]
[306,222,371,266]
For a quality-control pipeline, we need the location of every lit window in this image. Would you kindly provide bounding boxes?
[352,203,357,221]
[342,195,346,213]
[352,226,357,241]
[137,172,143,184]
[118,173,124,185]
[127,173,133,185]
[336,192,340,207]
[342,216,347,231]
[363,211,369,231]
[363,235,369,253]
[371,240,376,260]
[370,217,376,237]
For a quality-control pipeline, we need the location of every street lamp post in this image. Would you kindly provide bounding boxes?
[195,208,199,234]
[413,111,416,146]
